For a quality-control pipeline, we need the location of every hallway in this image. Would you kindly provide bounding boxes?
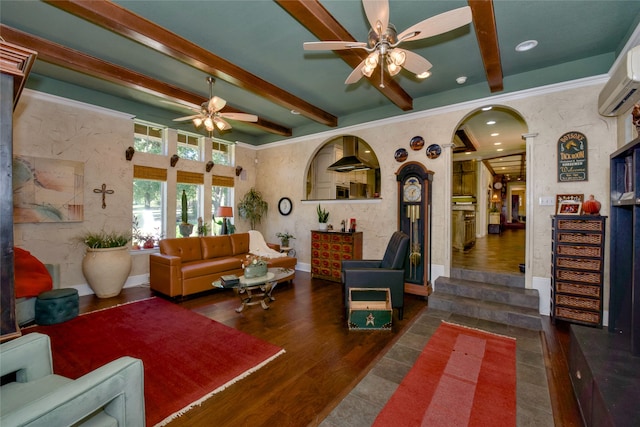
[452,228,526,274]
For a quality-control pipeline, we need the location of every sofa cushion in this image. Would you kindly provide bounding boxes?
[229,233,250,255]
[160,237,202,263]
[181,258,242,279]
[200,235,233,260]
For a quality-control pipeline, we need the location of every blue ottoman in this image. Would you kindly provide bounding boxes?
[35,288,79,325]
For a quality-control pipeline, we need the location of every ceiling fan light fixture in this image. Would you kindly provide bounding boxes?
[389,49,405,66]
[193,117,203,127]
[203,117,214,132]
[387,60,401,76]
[215,119,226,131]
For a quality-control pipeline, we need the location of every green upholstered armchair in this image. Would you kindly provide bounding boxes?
[0,333,145,427]
[342,231,410,320]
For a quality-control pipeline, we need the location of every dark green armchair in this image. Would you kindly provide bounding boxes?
[342,231,410,319]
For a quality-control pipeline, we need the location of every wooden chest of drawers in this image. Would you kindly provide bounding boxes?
[310,231,363,282]
[551,215,606,327]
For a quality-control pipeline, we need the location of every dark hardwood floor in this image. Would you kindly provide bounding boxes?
[78,269,585,426]
[79,273,428,426]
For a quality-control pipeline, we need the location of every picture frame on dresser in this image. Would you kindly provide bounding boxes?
[557,201,582,215]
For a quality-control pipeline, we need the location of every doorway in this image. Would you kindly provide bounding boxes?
[450,105,528,275]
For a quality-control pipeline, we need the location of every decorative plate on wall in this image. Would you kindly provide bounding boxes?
[410,136,425,151]
[426,144,442,159]
[394,148,408,162]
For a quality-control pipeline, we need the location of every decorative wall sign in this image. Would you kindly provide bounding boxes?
[555,194,584,213]
[409,136,425,151]
[557,131,588,182]
[12,156,84,223]
[426,144,441,159]
[394,148,408,162]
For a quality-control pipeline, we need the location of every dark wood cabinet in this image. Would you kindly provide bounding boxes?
[310,231,362,282]
[452,160,476,196]
[551,215,606,327]
[608,137,640,355]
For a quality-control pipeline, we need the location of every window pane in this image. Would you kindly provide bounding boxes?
[176,183,201,237]
[132,179,164,248]
[134,121,165,154]
[212,186,233,235]
[212,138,233,166]
[177,131,201,161]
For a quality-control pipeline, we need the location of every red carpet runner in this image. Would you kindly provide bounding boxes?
[373,321,516,427]
[28,297,285,426]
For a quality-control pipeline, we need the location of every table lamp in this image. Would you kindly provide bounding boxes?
[216,206,233,235]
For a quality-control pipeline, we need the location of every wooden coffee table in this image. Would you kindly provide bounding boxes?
[214,268,294,313]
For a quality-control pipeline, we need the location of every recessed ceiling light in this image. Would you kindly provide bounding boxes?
[502,166,506,170]
[486,120,496,125]
[465,151,471,155]
[481,106,492,111]
[290,110,300,115]
[417,71,431,79]
[491,133,499,137]
[497,148,504,152]
[456,76,467,84]
[516,40,538,52]
[494,142,502,145]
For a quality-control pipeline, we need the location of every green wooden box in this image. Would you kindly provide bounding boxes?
[348,288,392,330]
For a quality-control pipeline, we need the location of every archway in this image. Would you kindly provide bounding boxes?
[450,105,529,274]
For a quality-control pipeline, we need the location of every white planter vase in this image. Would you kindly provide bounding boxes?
[318,223,328,231]
[82,246,132,298]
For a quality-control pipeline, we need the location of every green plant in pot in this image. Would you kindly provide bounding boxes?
[317,204,329,231]
[276,232,295,247]
[238,188,268,230]
[179,189,194,237]
[77,230,132,298]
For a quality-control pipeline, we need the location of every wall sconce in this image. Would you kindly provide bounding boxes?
[206,161,214,172]
[170,154,179,167]
[235,166,243,176]
[125,146,135,161]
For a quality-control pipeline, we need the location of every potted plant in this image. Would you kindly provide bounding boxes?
[238,188,268,230]
[132,215,162,249]
[317,204,329,231]
[242,254,268,278]
[77,230,132,298]
[276,232,295,247]
[179,189,194,237]
[489,205,500,225]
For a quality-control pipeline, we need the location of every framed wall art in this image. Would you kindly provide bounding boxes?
[555,194,583,213]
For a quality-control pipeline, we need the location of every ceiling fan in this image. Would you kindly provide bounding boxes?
[303,1,472,88]
[173,77,257,132]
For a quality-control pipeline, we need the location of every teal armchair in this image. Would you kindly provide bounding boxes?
[0,333,145,426]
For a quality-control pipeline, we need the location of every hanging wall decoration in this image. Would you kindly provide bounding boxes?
[557,131,588,182]
[409,136,425,151]
[426,144,442,159]
[394,148,408,162]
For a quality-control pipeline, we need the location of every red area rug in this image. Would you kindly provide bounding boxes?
[28,297,284,426]
[373,321,516,427]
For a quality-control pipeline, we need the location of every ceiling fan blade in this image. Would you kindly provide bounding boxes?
[304,41,368,51]
[214,117,232,131]
[363,0,389,35]
[345,59,367,85]
[397,6,472,43]
[219,112,258,122]
[397,49,433,75]
[173,114,201,122]
[208,96,226,112]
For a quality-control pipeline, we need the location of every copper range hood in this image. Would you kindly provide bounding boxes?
[327,136,375,172]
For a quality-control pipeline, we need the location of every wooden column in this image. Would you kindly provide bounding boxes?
[0,41,36,340]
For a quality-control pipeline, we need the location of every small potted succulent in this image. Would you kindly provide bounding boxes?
[317,204,329,231]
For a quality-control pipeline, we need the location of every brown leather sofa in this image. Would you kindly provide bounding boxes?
[149,233,296,297]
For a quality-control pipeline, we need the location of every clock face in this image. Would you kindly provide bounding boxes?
[278,197,292,216]
[403,178,422,202]
[493,182,503,190]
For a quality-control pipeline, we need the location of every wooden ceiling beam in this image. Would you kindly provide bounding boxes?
[43,0,336,128]
[276,0,414,111]
[468,0,503,92]
[0,25,292,136]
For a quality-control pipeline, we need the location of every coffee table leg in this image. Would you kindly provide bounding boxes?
[266,281,278,302]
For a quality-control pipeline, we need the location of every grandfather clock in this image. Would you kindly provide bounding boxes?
[396,162,433,297]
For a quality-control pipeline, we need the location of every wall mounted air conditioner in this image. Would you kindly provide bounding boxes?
[598,45,640,116]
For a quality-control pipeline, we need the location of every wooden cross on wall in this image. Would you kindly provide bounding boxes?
[93,183,114,209]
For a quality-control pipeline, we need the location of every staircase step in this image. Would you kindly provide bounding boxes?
[434,276,539,310]
[451,267,524,288]
[428,292,542,330]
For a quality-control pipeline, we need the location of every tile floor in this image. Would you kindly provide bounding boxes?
[320,308,553,427]
[452,228,526,274]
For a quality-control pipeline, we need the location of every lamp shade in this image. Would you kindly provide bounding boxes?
[216,206,233,218]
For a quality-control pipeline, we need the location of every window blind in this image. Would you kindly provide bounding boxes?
[133,165,167,181]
